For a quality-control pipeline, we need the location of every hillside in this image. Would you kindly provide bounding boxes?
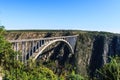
[5,30,120,77]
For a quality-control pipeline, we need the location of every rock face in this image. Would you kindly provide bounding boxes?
[5,30,120,77]
[75,33,120,77]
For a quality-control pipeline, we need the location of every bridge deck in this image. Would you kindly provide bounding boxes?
[9,35,78,42]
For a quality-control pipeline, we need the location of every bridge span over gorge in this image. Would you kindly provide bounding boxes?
[9,35,78,63]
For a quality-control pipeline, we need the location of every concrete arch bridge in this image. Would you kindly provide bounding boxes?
[9,35,78,63]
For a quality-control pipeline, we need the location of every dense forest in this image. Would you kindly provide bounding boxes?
[0,26,120,80]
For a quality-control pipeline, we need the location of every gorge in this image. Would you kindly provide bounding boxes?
[5,30,120,77]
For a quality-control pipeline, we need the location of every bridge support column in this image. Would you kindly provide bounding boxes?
[24,42,27,64]
[32,41,34,57]
[38,40,41,52]
[15,42,19,60]
[22,41,27,63]
[27,41,31,59]
[22,42,24,63]
[13,42,19,60]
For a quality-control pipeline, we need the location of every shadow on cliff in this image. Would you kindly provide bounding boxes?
[89,36,105,78]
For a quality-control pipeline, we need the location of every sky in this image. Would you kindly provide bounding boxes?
[0,0,120,33]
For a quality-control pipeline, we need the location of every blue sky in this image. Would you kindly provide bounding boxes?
[0,0,120,33]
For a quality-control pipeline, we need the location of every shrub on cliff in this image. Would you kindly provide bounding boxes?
[3,66,58,80]
[66,71,84,80]
[98,56,120,80]
[0,26,17,69]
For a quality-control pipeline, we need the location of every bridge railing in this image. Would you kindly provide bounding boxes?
[8,35,78,43]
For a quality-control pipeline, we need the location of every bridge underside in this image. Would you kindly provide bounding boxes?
[36,41,73,66]
[32,39,74,60]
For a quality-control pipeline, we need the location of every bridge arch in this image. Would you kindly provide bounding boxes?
[33,39,74,60]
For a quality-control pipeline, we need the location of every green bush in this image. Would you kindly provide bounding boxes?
[98,57,120,80]
[3,66,58,80]
[66,71,84,80]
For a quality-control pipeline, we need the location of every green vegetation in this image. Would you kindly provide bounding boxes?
[66,71,84,80]
[97,56,120,80]
[1,26,120,80]
[3,62,57,80]
[0,26,17,70]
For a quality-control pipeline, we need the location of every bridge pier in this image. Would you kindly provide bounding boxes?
[22,42,25,63]
[14,42,19,60]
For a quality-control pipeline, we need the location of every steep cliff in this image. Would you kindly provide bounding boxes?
[74,32,120,77]
[5,30,120,77]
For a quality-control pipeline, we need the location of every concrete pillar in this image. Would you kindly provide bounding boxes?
[22,42,25,63]
[24,42,27,64]
[32,40,34,57]
[15,42,19,60]
[13,43,16,51]
[28,41,32,58]
[38,40,41,52]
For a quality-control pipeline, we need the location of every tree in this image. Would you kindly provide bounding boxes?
[98,57,120,80]
[0,26,17,69]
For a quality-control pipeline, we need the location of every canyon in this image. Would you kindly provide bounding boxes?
[5,30,120,77]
